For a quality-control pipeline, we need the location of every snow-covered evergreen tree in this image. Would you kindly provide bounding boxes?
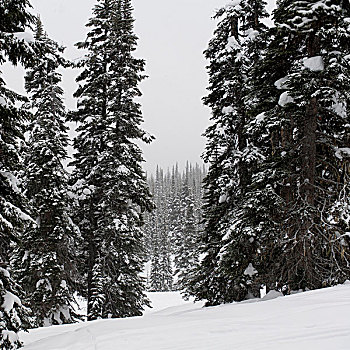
[148,229,163,292]
[266,0,350,290]
[245,0,350,293]
[0,1,34,347]
[173,175,200,290]
[215,0,269,302]
[148,167,173,292]
[188,0,350,306]
[217,0,350,294]
[11,18,79,327]
[241,0,296,293]
[186,0,268,305]
[70,0,153,320]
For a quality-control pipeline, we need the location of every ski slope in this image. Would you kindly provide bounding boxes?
[21,283,350,350]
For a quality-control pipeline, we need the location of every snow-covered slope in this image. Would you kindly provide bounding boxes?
[21,284,350,350]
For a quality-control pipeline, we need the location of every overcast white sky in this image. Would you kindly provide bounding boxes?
[4,0,276,174]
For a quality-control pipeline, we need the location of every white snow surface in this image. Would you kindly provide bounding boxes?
[0,171,21,193]
[335,147,350,159]
[303,56,324,72]
[278,91,295,107]
[243,262,258,277]
[222,106,234,115]
[261,290,283,301]
[0,96,7,106]
[255,112,266,123]
[226,36,241,51]
[21,284,350,350]
[225,0,242,12]
[13,31,35,43]
[219,193,227,204]
[274,76,289,90]
[2,291,21,313]
[332,92,347,118]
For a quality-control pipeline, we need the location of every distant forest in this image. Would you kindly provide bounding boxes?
[143,164,206,291]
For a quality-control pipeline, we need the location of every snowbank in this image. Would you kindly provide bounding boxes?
[21,284,350,350]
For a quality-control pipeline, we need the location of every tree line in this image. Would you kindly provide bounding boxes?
[143,163,206,292]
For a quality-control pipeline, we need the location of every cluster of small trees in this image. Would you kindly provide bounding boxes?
[144,163,206,292]
[1,0,151,348]
[186,0,350,305]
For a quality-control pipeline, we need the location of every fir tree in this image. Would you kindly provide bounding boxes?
[215,0,269,302]
[11,18,79,327]
[269,0,350,290]
[186,2,247,305]
[186,0,269,305]
[239,0,350,292]
[70,0,153,320]
[174,175,200,290]
[149,228,163,292]
[0,1,34,348]
[189,0,350,306]
[242,0,301,293]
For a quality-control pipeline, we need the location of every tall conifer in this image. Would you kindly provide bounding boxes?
[0,0,34,348]
[70,0,153,320]
[266,0,350,290]
[12,18,79,327]
[191,0,350,303]
[187,0,269,305]
[247,0,350,292]
[145,164,205,292]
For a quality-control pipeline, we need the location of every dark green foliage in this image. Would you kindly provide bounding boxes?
[0,0,34,66]
[187,0,268,305]
[70,0,153,320]
[148,167,173,292]
[246,0,350,292]
[0,0,34,348]
[11,18,79,327]
[173,170,201,291]
[267,0,350,290]
[189,0,350,305]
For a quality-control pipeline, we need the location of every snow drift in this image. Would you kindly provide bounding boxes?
[21,284,350,350]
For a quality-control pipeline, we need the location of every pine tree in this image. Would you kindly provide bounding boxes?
[0,1,35,348]
[215,0,270,302]
[174,174,200,290]
[70,0,153,320]
[241,0,350,292]
[188,0,350,307]
[11,18,79,327]
[186,0,269,305]
[185,2,246,305]
[238,0,302,293]
[149,228,163,292]
[268,0,350,290]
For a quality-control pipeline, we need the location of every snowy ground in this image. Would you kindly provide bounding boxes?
[21,283,350,350]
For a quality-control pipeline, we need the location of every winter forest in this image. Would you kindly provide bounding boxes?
[1,0,350,349]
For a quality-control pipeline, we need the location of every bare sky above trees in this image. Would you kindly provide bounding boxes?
[4,0,276,173]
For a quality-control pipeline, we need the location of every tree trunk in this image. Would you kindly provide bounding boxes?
[87,199,97,321]
[297,28,320,289]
